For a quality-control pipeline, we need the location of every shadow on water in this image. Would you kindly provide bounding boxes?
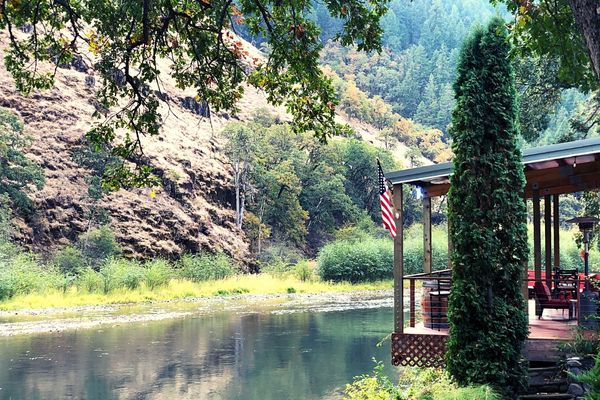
[0,305,400,400]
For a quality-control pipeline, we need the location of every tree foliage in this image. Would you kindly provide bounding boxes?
[221,113,405,253]
[446,18,529,395]
[0,107,44,214]
[496,0,600,90]
[0,0,391,188]
[318,0,498,134]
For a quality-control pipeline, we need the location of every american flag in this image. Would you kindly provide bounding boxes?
[378,160,397,237]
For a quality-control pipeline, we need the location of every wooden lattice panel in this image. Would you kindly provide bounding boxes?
[391,332,447,368]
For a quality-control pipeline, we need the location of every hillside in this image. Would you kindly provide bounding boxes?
[0,31,418,260]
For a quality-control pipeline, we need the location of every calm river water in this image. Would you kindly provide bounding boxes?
[0,299,399,400]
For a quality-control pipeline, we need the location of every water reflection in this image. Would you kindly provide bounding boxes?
[0,306,397,400]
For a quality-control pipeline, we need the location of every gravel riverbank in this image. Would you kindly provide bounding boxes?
[0,289,393,336]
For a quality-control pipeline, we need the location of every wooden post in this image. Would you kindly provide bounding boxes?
[533,187,542,317]
[544,195,552,288]
[409,280,415,328]
[447,216,453,269]
[523,195,529,315]
[393,184,404,333]
[553,194,560,269]
[423,197,432,274]
[533,187,542,283]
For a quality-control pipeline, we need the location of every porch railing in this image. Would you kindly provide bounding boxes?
[403,269,452,328]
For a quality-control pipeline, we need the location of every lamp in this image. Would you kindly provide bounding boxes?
[566,216,600,329]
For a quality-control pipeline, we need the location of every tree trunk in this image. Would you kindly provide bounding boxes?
[257,198,265,255]
[569,0,600,84]
[234,161,241,228]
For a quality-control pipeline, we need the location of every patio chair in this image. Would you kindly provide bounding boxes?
[534,281,571,319]
[553,269,578,300]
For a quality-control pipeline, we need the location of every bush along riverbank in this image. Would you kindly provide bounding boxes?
[343,363,501,400]
[0,227,395,311]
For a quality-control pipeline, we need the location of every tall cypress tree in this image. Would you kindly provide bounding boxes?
[446,17,529,396]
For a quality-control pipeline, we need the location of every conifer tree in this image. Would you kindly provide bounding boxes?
[414,75,439,128]
[446,17,529,396]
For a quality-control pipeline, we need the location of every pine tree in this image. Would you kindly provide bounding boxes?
[413,75,439,127]
[436,83,455,132]
[446,18,529,396]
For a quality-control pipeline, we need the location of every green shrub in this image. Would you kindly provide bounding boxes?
[335,213,384,242]
[144,259,172,290]
[122,267,144,290]
[0,254,62,299]
[0,265,16,300]
[398,368,500,400]
[559,327,599,356]
[261,258,293,276]
[258,241,304,266]
[53,246,87,275]
[317,238,392,282]
[77,268,103,293]
[404,225,449,275]
[178,252,235,282]
[294,260,314,282]
[576,352,600,399]
[343,375,395,400]
[77,226,121,269]
[11,254,61,294]
[343,362,502,400]
[343,365,501,400]
[99,259,145,292]
[0,241,21,264]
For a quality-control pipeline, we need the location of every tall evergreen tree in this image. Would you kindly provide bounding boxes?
[446,18,529,396]
[414,75,439,127]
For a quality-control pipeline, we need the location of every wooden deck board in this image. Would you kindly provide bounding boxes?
[403,300,576,341]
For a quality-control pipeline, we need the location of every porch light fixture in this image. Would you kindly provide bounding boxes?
[566,216,600,282]
[566,216,600,329]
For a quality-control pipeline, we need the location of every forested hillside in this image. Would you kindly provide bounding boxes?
[317,0,499,134]
[1,0,599,265]
[0,28,424,261]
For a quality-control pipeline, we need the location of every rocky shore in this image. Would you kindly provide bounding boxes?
[0,289,393,336]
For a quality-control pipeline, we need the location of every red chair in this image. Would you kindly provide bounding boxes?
[534,281,571,319]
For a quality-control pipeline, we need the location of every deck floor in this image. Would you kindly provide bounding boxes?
[404,300,576,341]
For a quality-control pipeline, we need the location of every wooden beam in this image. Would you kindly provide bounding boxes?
[533,188,542,282]
[424,183,450,198]
[544,195,552,288]
[553,194,560,269]
[423,197,432,274]
[525,163,600,191]
[422,160,600,199]
[525,159,600,182]
[525,179,600,198]
[525,171,600,198]
[393,184,404,333]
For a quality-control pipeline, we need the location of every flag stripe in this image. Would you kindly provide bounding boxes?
[380,198,395,223]
[381,210,396,232]
[378,160,397,238]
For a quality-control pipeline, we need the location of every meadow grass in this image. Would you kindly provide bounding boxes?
[0,274,393,311]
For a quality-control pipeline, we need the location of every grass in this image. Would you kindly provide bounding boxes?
[0,274,393,311]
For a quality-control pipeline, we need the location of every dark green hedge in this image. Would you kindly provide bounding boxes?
[317,238,393,282]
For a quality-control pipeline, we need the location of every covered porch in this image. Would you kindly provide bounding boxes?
[386,137,600,367]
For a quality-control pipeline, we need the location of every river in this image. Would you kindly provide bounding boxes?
[0,296,400,400]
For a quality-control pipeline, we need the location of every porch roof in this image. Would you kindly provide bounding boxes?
[386,137,600,198]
